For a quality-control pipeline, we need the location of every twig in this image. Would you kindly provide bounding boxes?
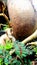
[22,30,37,44]
[9,49,15,55]
[26,41,37,46]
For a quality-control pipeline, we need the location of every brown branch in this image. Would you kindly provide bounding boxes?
[0,13,9,23]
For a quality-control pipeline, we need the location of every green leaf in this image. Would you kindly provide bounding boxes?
[4,40,13,50]
[3,25,9,30]
[33,47,37,54]
[0,50,3,54]
[4,58,9,64]
[0,58,3,63]
[0,45,4,50]
[12,59,21,65]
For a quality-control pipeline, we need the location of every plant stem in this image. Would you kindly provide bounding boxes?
[0,13,9,23]
[9,49,15,55]
[26,41,37,46]
[22,30,37,44]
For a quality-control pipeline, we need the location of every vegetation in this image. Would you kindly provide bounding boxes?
[0,0,37,64]
[0,24,37,65]
[0,40,37,65]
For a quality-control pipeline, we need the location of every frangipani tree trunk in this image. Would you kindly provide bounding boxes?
[7,0,37,40]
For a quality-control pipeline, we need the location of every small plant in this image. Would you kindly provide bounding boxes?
[0,24,37,65]
[0,40,37,65]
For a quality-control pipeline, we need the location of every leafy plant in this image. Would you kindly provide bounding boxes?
[0,24,37,65]
[14,41,33,58]
[0,40,37,65]
[4,40,13,50]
